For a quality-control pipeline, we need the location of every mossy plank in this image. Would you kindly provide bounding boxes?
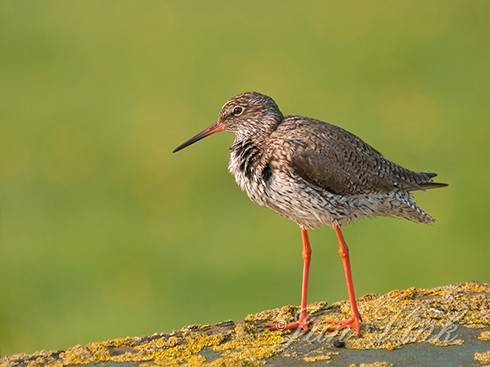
[1,282,488,367]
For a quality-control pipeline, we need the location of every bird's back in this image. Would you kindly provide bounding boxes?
[262,116,446,225]
[270,116,446,196]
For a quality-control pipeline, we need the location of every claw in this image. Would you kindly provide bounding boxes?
[324,316,361,335]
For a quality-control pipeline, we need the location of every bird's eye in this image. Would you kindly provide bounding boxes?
[232,106,244,116]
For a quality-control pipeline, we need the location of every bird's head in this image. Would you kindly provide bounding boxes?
[173,92,283,153]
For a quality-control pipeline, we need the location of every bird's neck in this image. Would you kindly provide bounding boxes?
[229,137,264,179]
[228,115,280,186]
[233,114,282,141]
[228,134,274,207]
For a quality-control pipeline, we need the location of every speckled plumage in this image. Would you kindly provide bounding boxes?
[222,92,446,229]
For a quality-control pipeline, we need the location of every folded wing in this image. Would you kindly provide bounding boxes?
[288,119,447,195]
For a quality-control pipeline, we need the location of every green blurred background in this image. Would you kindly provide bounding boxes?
[1,0,489,355]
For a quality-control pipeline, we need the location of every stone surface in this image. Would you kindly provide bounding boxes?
[1,282,489,367]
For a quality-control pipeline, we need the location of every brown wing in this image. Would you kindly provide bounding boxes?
[282,117,445,195]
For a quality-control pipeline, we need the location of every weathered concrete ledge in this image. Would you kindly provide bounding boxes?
[1,282,489,367]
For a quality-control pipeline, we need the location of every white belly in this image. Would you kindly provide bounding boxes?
[229,154,338,228]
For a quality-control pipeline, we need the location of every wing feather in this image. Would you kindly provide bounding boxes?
[279,117,444,195]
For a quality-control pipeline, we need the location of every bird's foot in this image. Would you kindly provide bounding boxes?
[266,314,311,333]
[324,314,361,335]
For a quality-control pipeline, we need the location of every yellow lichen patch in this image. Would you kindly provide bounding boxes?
[479,331,490,341]
[245,304,298,325]
[29,355,63,367]
[0,326,284,367]
[210,329,284,366]
[336,282,490,350]
[475,351,490,363]
[428,338,464,346]
[59,337,136,365]
[60,343,110,365]
[116,325,283,367]
[153,333,225,366]
[303,351,338,362]
[460,282,489,293]
[348,362,392,367]
[119,332,226,366]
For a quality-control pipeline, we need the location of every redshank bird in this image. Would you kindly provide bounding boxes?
[173,92,447,334]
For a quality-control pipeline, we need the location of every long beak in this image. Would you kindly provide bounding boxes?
[172,122,225,153]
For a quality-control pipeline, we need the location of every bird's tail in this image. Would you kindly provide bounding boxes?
[415,172,448,191]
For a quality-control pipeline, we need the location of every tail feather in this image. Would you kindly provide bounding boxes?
[418,181,448,190]
[424,172,438,179]
[412,172,448,191]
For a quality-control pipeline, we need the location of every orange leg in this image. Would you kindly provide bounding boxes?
[325,223,362,334]
[267,226,312,332]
